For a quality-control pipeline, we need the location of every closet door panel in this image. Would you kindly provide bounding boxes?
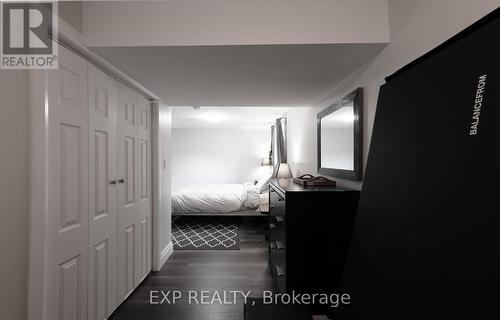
[46,45,88,320]
[125,225,136,293]
[92,241,109,319]
[88,65,117,319]
[137,96,152,279]
[116,84,140,302]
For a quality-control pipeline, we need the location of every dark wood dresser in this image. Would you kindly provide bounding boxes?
[268,178,360,297]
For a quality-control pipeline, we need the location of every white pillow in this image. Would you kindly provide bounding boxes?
[255,171,272,193]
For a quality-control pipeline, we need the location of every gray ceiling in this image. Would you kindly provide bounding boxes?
[91,44,385,106]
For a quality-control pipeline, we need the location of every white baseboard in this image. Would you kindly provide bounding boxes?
[154,241,173,271]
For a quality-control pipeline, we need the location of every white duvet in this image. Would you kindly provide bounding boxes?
[172,183,260,213]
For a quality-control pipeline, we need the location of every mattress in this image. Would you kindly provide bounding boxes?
[172,183,260,214]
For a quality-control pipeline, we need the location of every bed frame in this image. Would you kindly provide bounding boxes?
[172,209,269,217]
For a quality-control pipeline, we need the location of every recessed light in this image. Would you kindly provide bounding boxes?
[197,112,228,123]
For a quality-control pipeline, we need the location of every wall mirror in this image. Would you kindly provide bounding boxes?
[317,88,363,181]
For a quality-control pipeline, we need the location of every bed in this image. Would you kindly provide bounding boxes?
[172,174,271,216]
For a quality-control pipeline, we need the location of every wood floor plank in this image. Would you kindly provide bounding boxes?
[109,217,273,320]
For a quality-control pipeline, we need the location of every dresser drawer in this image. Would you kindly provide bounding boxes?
[267,178,360,297]
[268,218,285,240]
[273,257,286,293]
[269,240,286,261]
[269,187,285,217]
[268,228,285,245]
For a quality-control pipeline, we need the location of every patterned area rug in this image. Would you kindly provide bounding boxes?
[172,217,240,250]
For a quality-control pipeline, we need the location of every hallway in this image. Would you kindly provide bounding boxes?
[109,217,272,320]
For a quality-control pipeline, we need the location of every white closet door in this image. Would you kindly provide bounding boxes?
[137,96,152,280]
[46,45,89,320]
[116,84,140,302]
[88,65,118,319]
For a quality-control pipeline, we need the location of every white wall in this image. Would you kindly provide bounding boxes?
[82,0,389,47]
[288,0,500,190]
[157,104,173,268]
[287,107,317,176]
[172,128,270,192]
[0,70,30,320]
[59,1,83,32]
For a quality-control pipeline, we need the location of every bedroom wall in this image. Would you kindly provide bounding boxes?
[172,128,271,192]
[157,104,173,269]
[287,0,500,190]
[287,107,317,177]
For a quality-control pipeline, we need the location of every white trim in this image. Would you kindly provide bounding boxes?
[151,101,162,271]
[56,17,159,101]
[57,32,159,101]
[27,70,49,320]
[155,241,174,272]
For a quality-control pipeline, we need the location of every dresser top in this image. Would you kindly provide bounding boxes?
[269,178,358,193]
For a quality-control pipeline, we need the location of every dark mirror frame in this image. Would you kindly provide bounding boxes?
[317,87,363,181]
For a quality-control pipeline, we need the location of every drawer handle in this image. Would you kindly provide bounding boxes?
[275,216,285,223]
[278,198,284,202]
[276,265,285,277]
[275,241,285,250]
[268,223,276,230]
[109,180,117,185]
[118,178,125,184]
[269,242,276,249]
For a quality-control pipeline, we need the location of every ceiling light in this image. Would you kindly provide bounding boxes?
[197,112,228,123]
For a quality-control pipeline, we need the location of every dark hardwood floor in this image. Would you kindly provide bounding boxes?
[109,217,273,320]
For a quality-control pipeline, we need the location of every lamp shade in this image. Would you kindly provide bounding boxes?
[274,163,293,179]
[261,157,272,166]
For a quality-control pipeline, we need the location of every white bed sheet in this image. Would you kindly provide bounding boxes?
[172,183,260,213]
[258,193,269,213]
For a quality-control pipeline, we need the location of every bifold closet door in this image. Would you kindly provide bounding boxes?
[88,65,118,319]
[45,45,89,320]
[42,44,152,320]
[116,86,153,303]
[137,96,152,280]
[116,84,141,302]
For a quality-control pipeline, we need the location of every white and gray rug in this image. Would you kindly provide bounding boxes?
[172,217,240,250]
